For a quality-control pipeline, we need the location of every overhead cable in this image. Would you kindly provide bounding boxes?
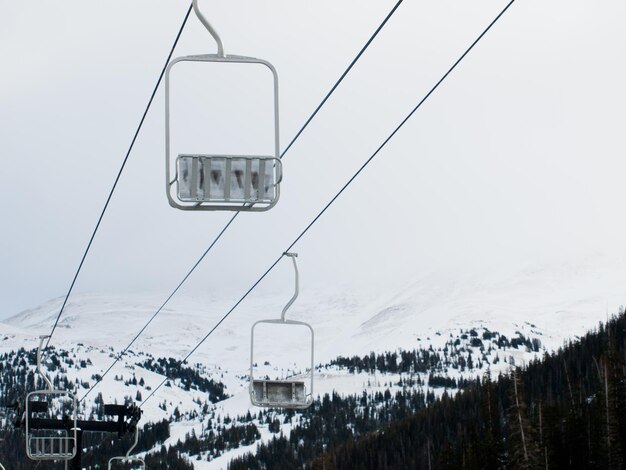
[140,0,517,408]
[79,0,404,403]
[46,3,194,349]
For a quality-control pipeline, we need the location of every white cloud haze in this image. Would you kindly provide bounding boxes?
[1,0,625,319]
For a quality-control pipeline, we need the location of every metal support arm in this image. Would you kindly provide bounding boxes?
[281,253,299,321]
[36,336,54,391]
[193,0,225,57]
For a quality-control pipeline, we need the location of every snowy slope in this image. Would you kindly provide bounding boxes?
[6,253,626,360]
[2,252,626,468]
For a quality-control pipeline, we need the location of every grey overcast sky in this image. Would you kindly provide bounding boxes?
[1,0,625,319]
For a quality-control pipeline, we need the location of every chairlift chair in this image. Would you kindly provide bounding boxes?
[25,336,78,461]
[108,425,146,470]
[165,0,282,212]
[250,253,314,409]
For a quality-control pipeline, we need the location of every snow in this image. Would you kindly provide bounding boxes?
[2,252,626,468]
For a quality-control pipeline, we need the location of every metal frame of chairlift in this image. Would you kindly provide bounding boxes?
[16,336,142,468]
[25,335,78,461]
[108,425,146,470]
[165,0,282,212]
[250,253,314,409]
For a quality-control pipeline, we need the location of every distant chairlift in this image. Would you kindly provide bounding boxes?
[165,0,282,212]
[250,253,314,409]
[25,335,78,461]
[108,425,146,470]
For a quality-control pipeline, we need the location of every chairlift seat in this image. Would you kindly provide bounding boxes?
[165,53,282,212]
[252,379,307,406]
[176,155,281,205]
[249,255,314,409]
[28,434,75,460]
[108,415,145,469]
[26,390,78,461]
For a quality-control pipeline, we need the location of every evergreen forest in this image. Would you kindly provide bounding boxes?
[230,311,626,469]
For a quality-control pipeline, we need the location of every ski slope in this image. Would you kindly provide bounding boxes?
[2,252,625,467]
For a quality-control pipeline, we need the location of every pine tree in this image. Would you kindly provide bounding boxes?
[506,369,540,469]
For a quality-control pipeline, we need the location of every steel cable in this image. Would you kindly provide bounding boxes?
[140,0,517,408]
[79,0,404,403]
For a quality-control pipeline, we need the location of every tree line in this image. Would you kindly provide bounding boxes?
[230,311,626,469]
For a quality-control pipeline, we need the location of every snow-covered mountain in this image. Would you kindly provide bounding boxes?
[2,252,625,468]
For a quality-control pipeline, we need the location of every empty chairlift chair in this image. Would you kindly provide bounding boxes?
[108,425,146,470]
[25,336,78,461]
[250,253,314,409]
[165,0,282,212]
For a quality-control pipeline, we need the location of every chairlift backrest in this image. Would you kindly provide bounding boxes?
[165,0,281,212]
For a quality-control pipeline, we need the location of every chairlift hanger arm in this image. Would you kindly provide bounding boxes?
[108,410,146,470]
[36,335,54,391]
[281,253,299,321]
[193,0,225,57]
[127,426,140,457]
